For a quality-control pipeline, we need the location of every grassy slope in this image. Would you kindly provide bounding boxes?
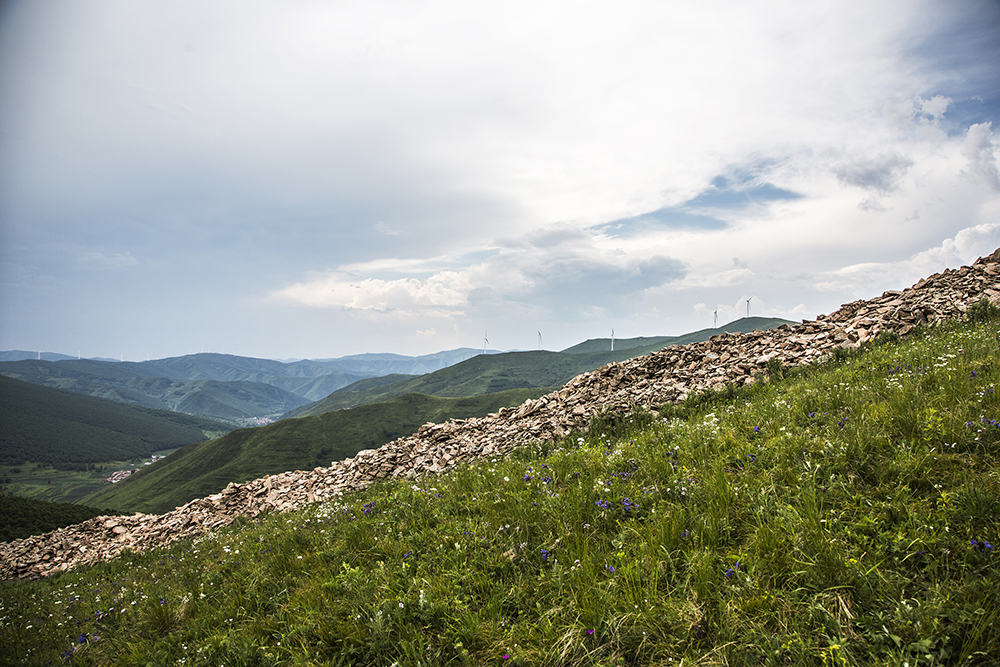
[0,496,124,542]
[81,387,552,515]
[4,315,998,666]
[289,317,794,419]
[560,316,794,353]
[0,375,230,468]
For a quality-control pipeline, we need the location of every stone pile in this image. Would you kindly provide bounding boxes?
[3,248,999,581]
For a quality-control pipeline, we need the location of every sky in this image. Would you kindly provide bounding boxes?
[2,1,999,361]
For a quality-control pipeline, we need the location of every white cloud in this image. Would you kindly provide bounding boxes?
[274,225,686,319]
[3,1,1000,358]
[813,222,1000,296]
[962,123,1000,190]
[77,252,139,270]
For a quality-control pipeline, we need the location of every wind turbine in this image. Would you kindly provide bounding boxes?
[537,331,542,350]
[611,328,615,352]
[713,309,718,328]
[746,296,753,318]
[483,329,489,355]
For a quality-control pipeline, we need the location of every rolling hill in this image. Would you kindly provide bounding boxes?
[559,316,793,353]
[285,317,794,418]
[0,349,496,423]
[0,361,314,423]
[82,387,550,514]
[0,374,231,469]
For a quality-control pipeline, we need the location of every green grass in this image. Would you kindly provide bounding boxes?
[2,316,998,666]
[0,454,173,505]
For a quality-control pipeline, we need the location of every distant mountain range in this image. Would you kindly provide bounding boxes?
[0,347,495,424]
[1,319,791,425]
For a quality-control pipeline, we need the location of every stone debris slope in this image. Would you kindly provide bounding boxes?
[3,248,1000,581]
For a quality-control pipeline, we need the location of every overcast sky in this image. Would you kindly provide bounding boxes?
[2,1,999,361]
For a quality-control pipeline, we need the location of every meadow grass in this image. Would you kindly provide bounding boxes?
[1,315,998,666]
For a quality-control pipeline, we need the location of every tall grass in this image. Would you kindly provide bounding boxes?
[1,315,997,666]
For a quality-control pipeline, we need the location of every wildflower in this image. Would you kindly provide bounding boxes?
[587,629,594,635]
[605,563,615,574]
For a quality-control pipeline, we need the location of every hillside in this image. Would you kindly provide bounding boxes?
[284,318,792,419]
[81,387,550,514]
[3,305,998,664]
[0,496,124,542]
[560,316,793,353]
[0,375,230,469]
[0,358,343,422]
[0,349,499,424]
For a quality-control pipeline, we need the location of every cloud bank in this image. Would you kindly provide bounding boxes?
[1,1,999,358]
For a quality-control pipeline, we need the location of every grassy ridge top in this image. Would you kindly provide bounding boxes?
[4,314,997,665]
[287,318,793,419]
[0,375,230,468]
[559,316,793,354]
[81,387,553,515]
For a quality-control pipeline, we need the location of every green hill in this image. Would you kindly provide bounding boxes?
[560,316,794,353]
[0,375,230,469]
[0,496,124,542]
[0,359,319,422]
[286,317,794,419]
[6,313,998,665]
[81,387,550,514]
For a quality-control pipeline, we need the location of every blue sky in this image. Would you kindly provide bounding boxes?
[2,1,999,360]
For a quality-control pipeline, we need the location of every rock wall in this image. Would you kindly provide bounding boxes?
[3,248,999,581]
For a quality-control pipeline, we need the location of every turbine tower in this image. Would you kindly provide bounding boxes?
[537,331,542,350]
[611,328,615,352]
[713,309,718,328]
[483,329,489,355]
[746,296,753,318]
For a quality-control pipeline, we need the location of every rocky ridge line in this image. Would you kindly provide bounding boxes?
[3,248,999,581]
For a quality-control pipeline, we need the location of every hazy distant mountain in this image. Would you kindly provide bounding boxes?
[312,348,498,376]
[560,317,795,354]
[0,359,317,422]
[0,350,79,362]
[0,348,507,421]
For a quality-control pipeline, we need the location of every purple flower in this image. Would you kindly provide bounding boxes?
[605,563,615,574]
[586,629,594,635]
